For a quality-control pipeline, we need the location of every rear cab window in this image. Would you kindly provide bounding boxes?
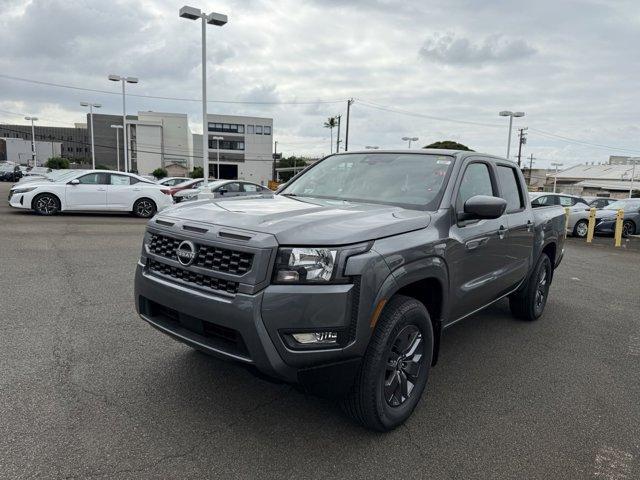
[496,165,524,212]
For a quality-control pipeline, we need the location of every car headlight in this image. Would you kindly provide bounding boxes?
[11,186,37,194]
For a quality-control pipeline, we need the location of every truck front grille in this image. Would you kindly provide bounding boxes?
[148,233,253,275]
[148,259,239,295]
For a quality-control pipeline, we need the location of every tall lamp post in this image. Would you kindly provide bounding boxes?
[81,102,101,169]
[210,135,223,179]
[24,116,38,167]
[629,158,638,199]
[110,125,123,171]
[499,111,525,159]
[108,74,138,172]
[179,5,228,187]
[402,136,418,148]
[551,162,563,193]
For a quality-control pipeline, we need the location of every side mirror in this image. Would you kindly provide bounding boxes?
[69,179,80,185]
[218,188,227,196]
[461,195,507,221]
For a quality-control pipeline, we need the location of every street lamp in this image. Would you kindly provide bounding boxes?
[108,74,139,172]
[402,136,419,149]
[210,135,223,179]
[110,125,124,172]
[179,5,228,187]
[499,111,525,159]
[551,162,563,193]
[629,158,638,199]
[81,102,101,169]
[24,116,38,167]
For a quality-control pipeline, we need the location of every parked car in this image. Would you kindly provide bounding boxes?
[530,192,591,237]
[167,178,205,203]
[594,198,640,237]
[13,169,83,185]
[0,164,23,182]
[173,180,273,202]
[584,196,617,209]
[134,150,566,431]
[8,170,174,218]
[157,177,191,187]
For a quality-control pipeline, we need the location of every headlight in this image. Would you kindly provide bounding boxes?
[274,247,337,283]
[11,186,37,194]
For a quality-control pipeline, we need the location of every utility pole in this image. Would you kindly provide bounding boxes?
[345,98,353,151]
[335,115,341,153]
[516,127,527,167]
[527,153,536,187]
[272,140,278,181]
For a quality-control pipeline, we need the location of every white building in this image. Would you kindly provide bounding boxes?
[130,112,192,176]
[0,137,62,165]
[203,114,273,184]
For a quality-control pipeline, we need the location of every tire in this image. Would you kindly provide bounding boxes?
[622,220,635,237]
[573,219,588,238]
[133,198,157,218]
[32,193,61,216]
[342,295,434,432]
[509,253,552,321]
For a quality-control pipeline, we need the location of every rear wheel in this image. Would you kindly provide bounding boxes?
[342,295,433,431]
[622,220,635,237]
[509,253,552,321]
[32,193,60,215]
[133,198,157,218]
[573,219,588,238]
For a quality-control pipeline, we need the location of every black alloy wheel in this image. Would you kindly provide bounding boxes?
[33,194,60,215]
[384,325,424,407]
[622,220,635,237]
[133,199,156,218]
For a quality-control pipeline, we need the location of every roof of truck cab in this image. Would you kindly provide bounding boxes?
[342,149,513,162]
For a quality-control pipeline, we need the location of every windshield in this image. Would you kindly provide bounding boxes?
[605,199,640,210]
[280,153,454,210]
[51,171,83,183]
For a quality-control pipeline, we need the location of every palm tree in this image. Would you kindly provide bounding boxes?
[323,116,338,153]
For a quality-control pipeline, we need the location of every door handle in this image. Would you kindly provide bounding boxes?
[465,237,489,250]
[133,188,141,191]
[497,225,507,239]
[97,188,106,191]
[526,220,533,232]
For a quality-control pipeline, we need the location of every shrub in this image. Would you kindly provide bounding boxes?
[96,164,111,170]
[152,167,168,179]
[45,157,70,169]
[190,166,204,179]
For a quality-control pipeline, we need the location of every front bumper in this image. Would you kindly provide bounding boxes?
[135,262,365,392]
[8,192,29,209]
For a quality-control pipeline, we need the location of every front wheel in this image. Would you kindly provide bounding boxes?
[32,193,60,215]
[622,220,635,237]
[573,219,588,238]
[509,253,552,321]
[342,295,433,431]
[133,198,157,218]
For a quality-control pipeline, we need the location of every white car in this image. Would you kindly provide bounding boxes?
[529,192,591,237]
[14,169,82,185]
[157,176,191,187]
[173,180,272,202]
[8,170,174,218]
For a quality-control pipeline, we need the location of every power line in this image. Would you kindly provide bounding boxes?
[0,74,346,105]
[528,127,640,155]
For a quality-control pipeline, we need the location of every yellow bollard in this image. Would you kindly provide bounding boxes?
[564,207,570,234]
[614,209,624,247]
[586,207,596,243]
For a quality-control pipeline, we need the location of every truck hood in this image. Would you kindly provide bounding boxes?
[159,195,431,245]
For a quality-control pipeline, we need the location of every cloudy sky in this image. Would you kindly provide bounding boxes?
[1,0,639,167]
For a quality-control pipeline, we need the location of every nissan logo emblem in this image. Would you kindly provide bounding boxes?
[176,240,198,266]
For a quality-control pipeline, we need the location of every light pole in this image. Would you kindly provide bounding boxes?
[210,135,223,179]
[24,116,38,167]
[499,111,525,159]
[108,74,139,172]
[551,162,563,193]
[110,125,123,171]
[81,102,101,169]
[629,158,638,199]
[179,5,228,187]
[402,136,418,148]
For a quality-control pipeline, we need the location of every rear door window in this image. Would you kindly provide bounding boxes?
[496,165,524,212]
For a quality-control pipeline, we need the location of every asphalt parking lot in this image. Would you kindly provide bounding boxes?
[1,182,639,480]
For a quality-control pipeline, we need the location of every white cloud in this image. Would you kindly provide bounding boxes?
[419,33,536,65]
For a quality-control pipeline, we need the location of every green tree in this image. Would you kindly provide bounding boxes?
[277,156,308,182]
[95,164,111,170]
[152,167,168,179]
[423,141,473,151]
[323,116,338,153]
[45,157,70,169]
[190,166,204,179]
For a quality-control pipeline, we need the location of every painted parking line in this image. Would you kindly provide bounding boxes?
[628,335,640,356]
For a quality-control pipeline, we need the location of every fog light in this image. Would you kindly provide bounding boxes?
[291,331,338,345]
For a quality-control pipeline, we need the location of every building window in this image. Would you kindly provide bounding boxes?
[247,125,254,134]
[264,126,271,135]
[208,122,245,133]
[256,125,263,135]
[237,125,244,133]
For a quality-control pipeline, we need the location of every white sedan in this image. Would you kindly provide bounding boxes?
[8,170,174,218]
[173,180,273,202]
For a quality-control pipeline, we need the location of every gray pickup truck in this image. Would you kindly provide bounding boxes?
[134,149,566,431]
